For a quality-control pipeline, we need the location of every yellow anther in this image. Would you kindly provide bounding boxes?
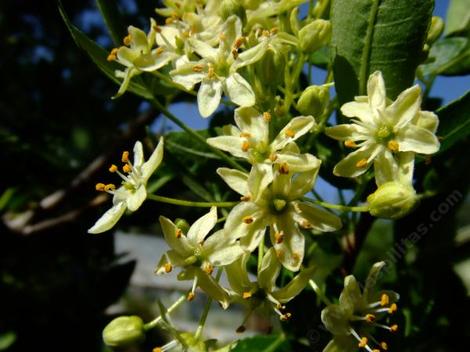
[390,324,399,332]
[123,34,132,46]
[240,195,251,201]
[107,48,118,61]
[380,293,390,307]
[155,47,165,55]
[292,253,301,263]
[372,350,380,352]
[274,231,284,244]
[187,292,195,301]
[280,312,292,321]
[358,337,368,348]
[164,263,172,273]
[279,162,290,174]
[387,140,399,152]
[109,164,118,173]
[152,24,161,33]
[365,313,376,323]
[356,158,368,168]
[285,129,296,138]
[269,153,278,162]
[243,216,254,224]
[262,29,270,37]
[203,263,214,275]
[234,37,245,49]
[175,228,183,238]
[105,184,116,192]
[236,325,246,333]
[121,151,130,163]
[276,250,284,261]
[207,65,216,79]
[388,303,398,314]
[263,111,272,122]
[153,348,162,352]
[344,140,357,148]
[231,48,239,59]
[95,183,106,191]
[192,64,204,72]
[241,140,250,152]
[242,291,252,299]
[240,132,252,138]
[165,17,175,24]
[381,342,388,350]
[122,164,132,173]
[270,27,279,35]
[300,220,313,229]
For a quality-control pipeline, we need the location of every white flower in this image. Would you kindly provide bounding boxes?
[326,71,440,185]
[219,163,342,271]
[88,138,164,234]
[207,106,318,174]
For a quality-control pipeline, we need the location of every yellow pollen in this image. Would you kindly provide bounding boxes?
[152,25,161,33]
[231,48,239,59]
[123,164,132,173]
[175,229,182,238]
[240,132,252,138]
[274,231,284,244]
[187,292,195,301]
[164,263,172,273]
[285,129,296,138]
[280,312,292,321]
[270,27,279,35]
[262,29,270,37]
[203,263,214,275]
[165,17,175,25]
[242,291,252,299]
[344,140,357,148]
[240,195,251,201]
[365,313,376,323]
[380,293,390,306]
[123,34,132,46]
[390,324,398,333]
[301,220,312,229]
[243,216,254,224]
[121,151,130,163]
[263,111,272,122]
[241,140,250,152]
[192,64,204,73]
[388,303,398,314]
[358,337,368,348]
[269,153,278,162]
[95,183,106,191]
[279,162,290,174]
[105,184,116,192]
[234,37,245,48]
[356,158,368,168]
[155,47,165,55]
[387,140,399,152]
[107,48,118,61]
[381,342,388,350]
[153,348,162,352]
[372,350,380,352]
[109,164,118,173]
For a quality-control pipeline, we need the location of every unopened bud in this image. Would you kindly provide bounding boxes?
[427,16,444,44]
[299,19,331,53]
[297,84,330,116]
[367,182,417,219]
[289,7,300,35]
[102,316,145,348]
[219,0,245,21]
[175,218,190,234]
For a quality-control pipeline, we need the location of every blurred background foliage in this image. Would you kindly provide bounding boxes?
[0,0,469,351]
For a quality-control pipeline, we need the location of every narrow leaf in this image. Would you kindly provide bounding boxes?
[96,0,127,46]
[437,91,470,152]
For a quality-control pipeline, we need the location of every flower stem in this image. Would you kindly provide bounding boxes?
[304,197,369,212]
[148,194,237,208]
[144,294,186,331]
[151,98,246,172]
[194,269,222,340]
[309,279,331,306]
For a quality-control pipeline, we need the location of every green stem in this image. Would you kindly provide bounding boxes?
[194,269,222,339]
[309,279,331,306]
[257,237,265,273]
[304,197,369,213]
[144,294,186,331]
[148,194,237,208]
[151,98,246,171]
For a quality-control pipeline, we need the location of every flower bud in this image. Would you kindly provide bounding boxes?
[175,218,190,234]
[297,84,330,117]
[102,316,145,348]
[219,0,245,21]
[299,19,331,53]
[256,49,286,91]
[427,16,444,44]
[367,182,417,219]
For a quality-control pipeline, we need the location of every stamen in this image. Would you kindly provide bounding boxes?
[243,216,254,224]
[365,314,376,323]
[262,29,270,37]
[292,253,301,263]
[279,162,290,174]
[380,294,390,306]
[388,303,398,314]
[270,27,279,35]
[109,164,118,173]
[207,64,216,79]
[269,153,277,162]
[122,164,132,173]
[231,48,239,59]
[344,140,357,148]
[187,292,195,301]
[285,129,296,138]
[241,140,250,152]
[153,348,162,352]
[240,195,251,201]
[192,64,204,72]
[95,183,106,191]
[263,112,272,122]
[107,48,118,61]
[105,184,116,192]
[123,34,132,46]
[280,312,292,321]
[300,220,313,229]
[358,337,368,348]
[381,342,388,350]
[390,324,398,333]
[164,263,172,273]
[156,47,165,55]
[202,262,214,275]
[175,228,182,238]
[274,231,284,244]
[242,291,252,299]
[387,140,399,152]
[188,276,198,301]
[236,325,246,333]
[152,24,161,33]
[121,151,130,163]
[165,17,175,25]
[234,37,245,49]
[356,159,368,168]
[240,132,251,138]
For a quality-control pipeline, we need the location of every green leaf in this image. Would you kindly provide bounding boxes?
[58,1,153,99]
[230,335,290,352]
[419,37,470,77]
[445,0,470,36]
[309,46,330,68]
[0,331,16,350]
[437,90,470,152]
[96,0,127,46]
[331,0,433,104]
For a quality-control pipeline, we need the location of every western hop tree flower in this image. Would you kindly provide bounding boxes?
[219,163,342,271]
[156,207,245,308]
[321,262,400,352]
[326,71,440,185]
[88,138,164,234]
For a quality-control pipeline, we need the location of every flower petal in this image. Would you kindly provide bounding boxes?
[188,38,218,60]
[275,152,321,173]
[321,304,351,336]
[195,268,231,309]
[206,136,249,159]
[397,124,440,154]
[272,265,315,303]
[187,206,218,244]
[340,101,375,125]
[198,79,223,117]
[159,215,193,256]
[141,137,164,181]
[258,248,281,292]
[289,167,320,200]
[205,234,245,266]
[373,150,398,186]
[415,111,439,133]
[113,68,140,98]
[396,151,415,184]
[295,202,342,232]
[126,185,147,212]
[224,73,256,107]
[88,201,127,234]
[133,141,144,168]
[333,144,379,178]
[387,84,421,128]
[367,71,387,111]
[248,163,273,201]
[128,25,149,51]
[234,106,269,143]
[225,253,252,294]
[325,124,369,141]
[216,167,249,196]
[339,275,364,316]
[224,202,267,247]
[271,115,315,151]
[271,214,304,272]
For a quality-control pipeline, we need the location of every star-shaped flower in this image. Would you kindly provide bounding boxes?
[326,71,440,185]
[219,163,342,271]
[156,207,245,309]
[207,106,317,173]
[88,138,164,234]
[321,262,400,352]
